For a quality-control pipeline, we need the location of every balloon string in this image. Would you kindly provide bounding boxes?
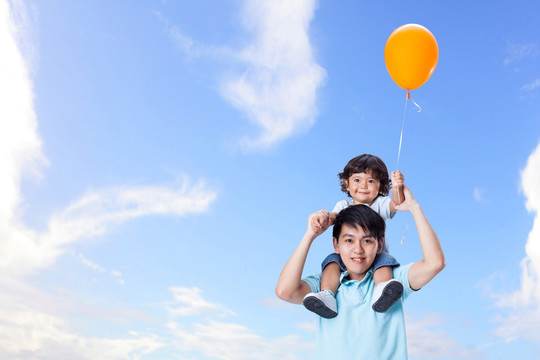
[396,91,422,170]
[396,90,423,246]
[396,91,408,171]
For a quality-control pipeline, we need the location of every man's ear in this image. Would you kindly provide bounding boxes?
[333,237,340,253]
[377,238,384,254]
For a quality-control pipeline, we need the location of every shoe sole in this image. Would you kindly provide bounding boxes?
[372,281,404,313]
[303,297,338,319]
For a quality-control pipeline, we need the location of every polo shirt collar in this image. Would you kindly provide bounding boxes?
[340,268,374,284]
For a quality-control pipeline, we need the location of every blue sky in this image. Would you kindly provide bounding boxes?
[1,0,540,359]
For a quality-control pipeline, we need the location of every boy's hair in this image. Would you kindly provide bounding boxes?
[332,204,386,243]
[338,154,391,197]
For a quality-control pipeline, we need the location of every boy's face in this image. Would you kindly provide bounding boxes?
[333,223,383,281]
[345,171,381,206]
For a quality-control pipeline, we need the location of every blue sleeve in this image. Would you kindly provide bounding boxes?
[392,263,415,300]
[302,273,321,293]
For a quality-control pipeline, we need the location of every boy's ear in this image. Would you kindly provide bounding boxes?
[333,237,340,253]
[377,238,384,254]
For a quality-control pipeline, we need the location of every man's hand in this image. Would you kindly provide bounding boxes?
[309,210,332,237]
[392,185,418,212]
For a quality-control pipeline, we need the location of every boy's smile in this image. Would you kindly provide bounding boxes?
[345,171,381,206]
[333,223,383,281]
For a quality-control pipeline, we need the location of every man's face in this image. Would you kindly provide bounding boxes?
[333,223,383,281]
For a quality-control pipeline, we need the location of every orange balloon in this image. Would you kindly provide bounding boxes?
[384,24,438,90]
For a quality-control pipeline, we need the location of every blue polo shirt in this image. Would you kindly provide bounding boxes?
[302,264,414,360]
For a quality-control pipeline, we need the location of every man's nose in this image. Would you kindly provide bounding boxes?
[353,243,365,254]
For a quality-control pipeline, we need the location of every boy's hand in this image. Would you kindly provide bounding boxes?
[391,170,405,206]
[391,170,404,187]
[308,210,332,237]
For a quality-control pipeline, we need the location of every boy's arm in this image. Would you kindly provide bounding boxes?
[389,170,405,213]
[393,186,445,291]
[275,210,331,304]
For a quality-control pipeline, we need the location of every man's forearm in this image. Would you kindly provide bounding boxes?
[410,202,444,268]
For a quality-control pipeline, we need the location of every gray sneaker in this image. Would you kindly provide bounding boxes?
[303,290,338,319]
[371,279,404,312]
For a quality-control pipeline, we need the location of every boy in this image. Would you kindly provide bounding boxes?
[275,186,445,359]
[306,154,405,318]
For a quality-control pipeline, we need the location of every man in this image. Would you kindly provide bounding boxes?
[275,186,445,359]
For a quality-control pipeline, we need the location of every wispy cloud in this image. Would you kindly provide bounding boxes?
[504,41,539,65]
[0,277,164,359]
[521,78,540,93]
[2,179,217,277]
[166,288,315,360]
[492,141,540,341]
[473,187,487,203]
[167,286,235,317]
[161,0,326,151]
[78,252,125,285]
[406,313,484,359]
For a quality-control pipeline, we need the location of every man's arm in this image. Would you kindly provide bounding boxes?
[275,210,331,304]
[393,186,445,290]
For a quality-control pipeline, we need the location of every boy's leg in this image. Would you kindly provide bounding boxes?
[303,253,344,319]
[371,252,403,313]
[320,262,340,295]
[373,265,392,286]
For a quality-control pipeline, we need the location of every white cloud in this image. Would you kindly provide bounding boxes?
[0,305,163,360]
[221,0,326,150]
[492,141,540,341]
[165,287,314,360]
[0,277,164,360]
[161,0,326,151]
[0,0,46,222]
[0,1,217,357]
[406,314,484,359]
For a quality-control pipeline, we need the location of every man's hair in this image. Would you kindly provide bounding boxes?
[332,204,386,242]
[338,154,390,197]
